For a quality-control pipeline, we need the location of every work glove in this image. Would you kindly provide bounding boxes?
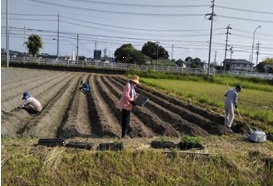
[131,101,136,106]
[17,105,24,109]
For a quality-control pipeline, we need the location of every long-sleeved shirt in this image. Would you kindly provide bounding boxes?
[20,97,43,112]
[119,81,137,111]
[224,89,238,109]
[81,82,90,93]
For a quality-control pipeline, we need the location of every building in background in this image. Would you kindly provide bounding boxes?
[223,59,254,72]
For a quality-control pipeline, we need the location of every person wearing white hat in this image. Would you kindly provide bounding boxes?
[18,92,43,114]
[119,75,140,138]
[224,84,242,131]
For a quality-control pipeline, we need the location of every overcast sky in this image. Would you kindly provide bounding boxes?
[1,0,273,64]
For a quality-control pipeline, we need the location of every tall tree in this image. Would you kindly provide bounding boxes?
[24,34,43,57]
[185,56,193,62]
[256,57,273,72]
[114,44,148,64]
[141,41,169,60]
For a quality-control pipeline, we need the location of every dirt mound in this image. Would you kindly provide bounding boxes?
[1,68,237,139]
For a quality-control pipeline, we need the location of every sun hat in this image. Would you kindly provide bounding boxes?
[22,92,31,100]
[130,75,140,84]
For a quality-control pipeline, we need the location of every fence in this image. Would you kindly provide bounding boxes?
[9,57,273,80]
[10,57,208,75]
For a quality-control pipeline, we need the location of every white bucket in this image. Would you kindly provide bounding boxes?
[249,131,267,142]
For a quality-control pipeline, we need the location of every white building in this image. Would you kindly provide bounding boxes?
[223,59,254,72]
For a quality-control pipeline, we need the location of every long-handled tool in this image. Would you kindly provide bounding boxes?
[226,82,230,90]
[236,107,243,120]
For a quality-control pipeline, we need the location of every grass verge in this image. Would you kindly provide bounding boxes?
[1,136,273,186]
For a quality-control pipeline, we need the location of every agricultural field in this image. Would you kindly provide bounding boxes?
[1,67,236,139]
[1,67,273,185]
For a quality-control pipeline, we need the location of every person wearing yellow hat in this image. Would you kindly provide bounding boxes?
[118,75,140,138]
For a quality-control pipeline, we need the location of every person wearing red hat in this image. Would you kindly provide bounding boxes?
[119,75,140,138]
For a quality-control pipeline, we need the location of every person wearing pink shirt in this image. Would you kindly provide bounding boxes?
[18,92,43,114]
[119,75,140,138]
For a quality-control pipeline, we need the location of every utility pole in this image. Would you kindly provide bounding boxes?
[171,44,174,60]
[229,46,233,62]
[156,41,160,66]
[205,0,215,77]
[6,0,9,67]
[214,51,217,64]
[256,42,260,65]
[251,26,261,64]
[224,24,232,73]
[24,26,26,63]
[57,12,60,59]
[76,34,79,62]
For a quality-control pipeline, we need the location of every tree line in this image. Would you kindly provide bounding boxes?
[24,34,273,72]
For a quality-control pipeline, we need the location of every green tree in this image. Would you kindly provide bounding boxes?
[185,56,193,62]
[24,34,43,57]
[114,44,148,64]
[263,57,273,63]
[193,57,201,63]
[256,62,265,73]
[256,58,273,72]
[141,41,169,60]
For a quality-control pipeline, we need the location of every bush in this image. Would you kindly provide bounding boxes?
[1,59,7,67]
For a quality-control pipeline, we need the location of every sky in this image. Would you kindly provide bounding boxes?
[1,0,273,65]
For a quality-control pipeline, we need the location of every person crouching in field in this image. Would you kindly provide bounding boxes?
[224,85,242,131]
[119,75,139,139]
[79,81,90,94]
[18,92,43,114]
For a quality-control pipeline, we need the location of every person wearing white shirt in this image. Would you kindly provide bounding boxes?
[18,92,43,114]
[224,85,242,131]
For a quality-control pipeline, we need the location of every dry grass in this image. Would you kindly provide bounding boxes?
[1,136,273,185]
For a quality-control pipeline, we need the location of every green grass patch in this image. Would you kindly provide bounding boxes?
[140,78,273,128]
[180,135,202,144]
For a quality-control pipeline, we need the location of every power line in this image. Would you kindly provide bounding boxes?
[1,17,56,21]
[70,0,209,8]
[216,5,273,15]
[29,0,206,17]
[62,15,224,32]
[61,19,224,38]
[1,13,55,16]
[218,15,273,23]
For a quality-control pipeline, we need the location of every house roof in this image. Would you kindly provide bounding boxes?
[223,59,254,65]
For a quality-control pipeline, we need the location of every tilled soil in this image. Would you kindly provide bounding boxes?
[1,68,240,139]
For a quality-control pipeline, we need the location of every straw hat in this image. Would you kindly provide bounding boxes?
[131,75,140,84]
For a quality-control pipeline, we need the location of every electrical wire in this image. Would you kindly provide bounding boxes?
[61,15,223,32]
[69,0,209,8]
[29,0,206,17]
[216,5,273,15]
[218,15,273,23]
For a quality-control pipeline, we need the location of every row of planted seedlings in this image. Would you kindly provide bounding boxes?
[151,135,205,150]
[36,135,204,151]
[36,138,124,151]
